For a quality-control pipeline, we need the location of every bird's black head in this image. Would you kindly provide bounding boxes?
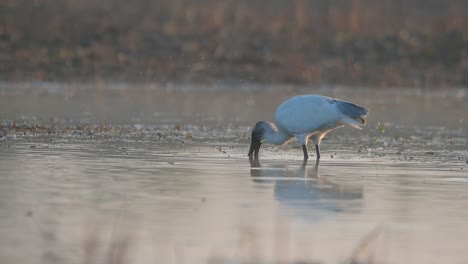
[248,121,265,157]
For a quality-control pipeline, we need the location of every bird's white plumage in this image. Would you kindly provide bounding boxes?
[248,94,368,160]
[275,95,342,135]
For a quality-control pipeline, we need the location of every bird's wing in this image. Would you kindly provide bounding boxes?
[275,95,341,134]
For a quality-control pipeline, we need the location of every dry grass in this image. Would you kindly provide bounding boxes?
[1,0,468,87]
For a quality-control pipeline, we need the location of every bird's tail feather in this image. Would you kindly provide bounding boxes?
[354,116,366,124]
[339,116,364,129]
[336,100,369,117]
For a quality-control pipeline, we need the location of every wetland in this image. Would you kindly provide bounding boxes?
[0,82,467,263]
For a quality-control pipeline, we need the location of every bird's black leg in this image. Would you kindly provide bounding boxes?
[315,144,321,160]
[302,145,309,160]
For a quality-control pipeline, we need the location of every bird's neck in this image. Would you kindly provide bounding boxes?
[262,122,292,145]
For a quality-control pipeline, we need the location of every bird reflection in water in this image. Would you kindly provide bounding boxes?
[249,156,363,220]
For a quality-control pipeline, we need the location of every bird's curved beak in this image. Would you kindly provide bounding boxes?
[248,137,261,157]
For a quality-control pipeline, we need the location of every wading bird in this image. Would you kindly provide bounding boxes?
[248,95,368,162]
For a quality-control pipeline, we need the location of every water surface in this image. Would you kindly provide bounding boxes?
[0,83,467,263]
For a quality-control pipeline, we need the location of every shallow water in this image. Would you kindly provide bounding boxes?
[0,83,467,264]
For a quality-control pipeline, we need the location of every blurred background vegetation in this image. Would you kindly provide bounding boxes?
[1,0,467,87]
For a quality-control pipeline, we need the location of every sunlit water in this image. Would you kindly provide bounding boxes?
[0,83,467,263]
